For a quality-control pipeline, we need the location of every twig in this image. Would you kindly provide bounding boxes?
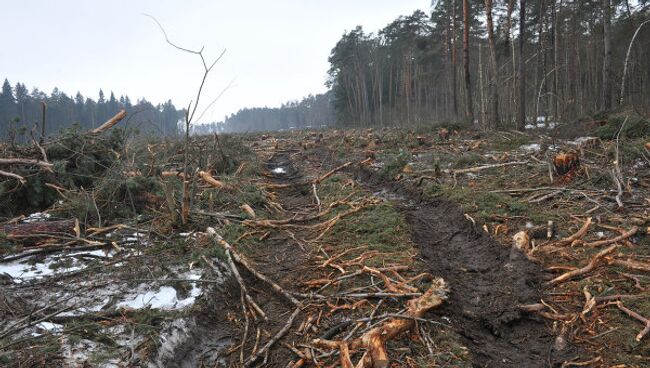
[245,306,301,367]
[583,226,637,247]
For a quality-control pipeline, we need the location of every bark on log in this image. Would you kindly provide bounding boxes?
[1,219,77,240]
[90,109,127,134]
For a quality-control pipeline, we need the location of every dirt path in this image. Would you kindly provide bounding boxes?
[352,167,577,367]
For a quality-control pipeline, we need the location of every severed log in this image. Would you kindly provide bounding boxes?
[198,170,228,189]
[90,109,127,134]
[1,219,77,241]
[313,278,448,368]
[547,245,620,286]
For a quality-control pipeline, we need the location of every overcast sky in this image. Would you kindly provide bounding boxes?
[1,0,429,124]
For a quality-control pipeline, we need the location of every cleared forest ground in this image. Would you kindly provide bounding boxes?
[1,119,649,367]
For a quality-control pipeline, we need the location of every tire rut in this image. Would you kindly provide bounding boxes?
[351,167,578,368]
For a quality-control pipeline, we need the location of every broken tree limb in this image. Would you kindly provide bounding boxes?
[313,278,448,368]
[206,227,299,306]
[0,158,54,170]
[244,306,301,367]
[582,226,638,248]
[547,245,620,286]
[614,301,650,341]
[202,255,266,321]
[198,170,228,189]
[612,259,650,273]
[314,162,353,184]
[90,109,127,134]
[0,169,26,183]
[554,217,592,247]
[444,161,529,175]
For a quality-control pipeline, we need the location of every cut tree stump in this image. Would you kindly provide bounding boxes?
[553,152,580,176]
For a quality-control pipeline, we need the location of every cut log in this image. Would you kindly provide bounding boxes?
[90,109,127,134]
[1,219,77,240]
[198,170,227,189]
[553,152,580,176]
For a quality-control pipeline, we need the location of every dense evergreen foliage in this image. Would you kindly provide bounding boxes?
[327,1,650,128]
[0,78,184,139]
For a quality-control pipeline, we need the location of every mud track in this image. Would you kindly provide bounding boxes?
[351,165,577,367]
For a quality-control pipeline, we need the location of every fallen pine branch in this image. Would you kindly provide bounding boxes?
[313,278,447,368]
[582,226,638,248]
[614,301,650,341]
[547,245,620,285]
[444,161,529,175]
[0,158,54,170]
[0,169,26,183]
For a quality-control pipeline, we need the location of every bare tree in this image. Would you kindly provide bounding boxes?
[145,14,226,225]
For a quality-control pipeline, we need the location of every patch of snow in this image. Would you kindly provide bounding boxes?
[0,258,83,283]
[272,167,286,174]
[520,143,542,152]
[36,322,63,333]
[23,212,52,223]
[567,136,598,146]
[116,270,202,310]
[525,222,535,229]
[596,231,606,239]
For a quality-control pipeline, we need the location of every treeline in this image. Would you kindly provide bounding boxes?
[328,1,650,128]
[192,92,335,134]
[0,78,184,139]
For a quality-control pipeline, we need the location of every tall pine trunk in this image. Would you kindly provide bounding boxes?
[484,0,500,127]
[517,0,527,130]
[462,0,474,122]
[602,0,612,110]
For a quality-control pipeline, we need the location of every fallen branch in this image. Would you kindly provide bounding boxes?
[206,227,299,305]
[314,162,353,184]
[582,226,638,248]
[198,170,228,189]
[313,278,447,368]
[547,245,620,285]
[614,301,650,341]
[244,306,301,367]
[445,161,528,175]
[0,158,54,170]
[0,169,25,183]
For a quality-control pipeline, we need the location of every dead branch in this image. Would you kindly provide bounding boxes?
[90,109,127,134]
[314,162,353,184]
[444,161,528,175]
[554,217,592,246]
[583,226,638,247]
[0,158,54,170]
[0,169,25,183]
[245,306,301,367]
[612,259,650,273]
[614,301,650,341]
[313,278,447,368]
[547,245,620,285]
[206,227,299,306]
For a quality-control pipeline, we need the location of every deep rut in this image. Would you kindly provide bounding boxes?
[352,167,577,368]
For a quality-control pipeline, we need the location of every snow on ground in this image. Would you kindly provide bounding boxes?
[116,269,203,310]
[272,167,287,174]
[520,143,542,152]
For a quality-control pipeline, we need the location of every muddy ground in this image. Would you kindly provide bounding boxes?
[2,124,648,367]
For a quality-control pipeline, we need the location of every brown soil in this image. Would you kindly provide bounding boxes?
[352,166,578,367]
